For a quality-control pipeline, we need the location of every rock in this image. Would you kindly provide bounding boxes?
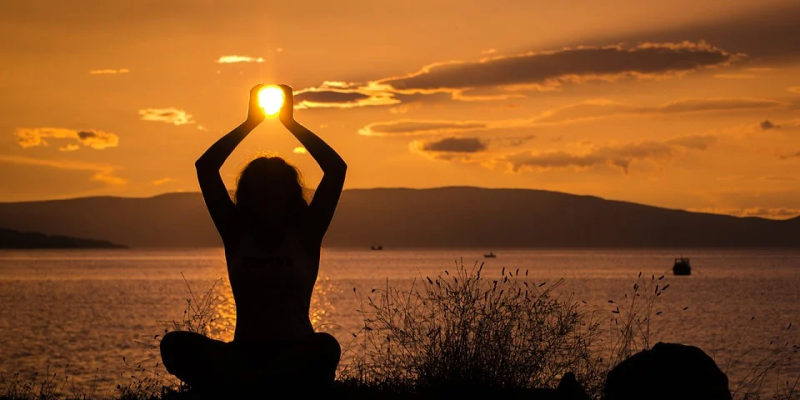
[558,372,592,400]
[604,342,731,400]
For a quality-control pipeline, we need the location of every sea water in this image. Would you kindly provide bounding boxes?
[0,248,798,395]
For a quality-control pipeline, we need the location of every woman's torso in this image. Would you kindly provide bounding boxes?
[225,223,319,342]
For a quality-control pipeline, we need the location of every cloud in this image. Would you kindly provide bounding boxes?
[379,42,737,94]
[92,173,127,186]
[756,118,799,133]
[294,41,739,110]
[581,3,800,62]
[717,175,797,182]
[410,135,535,163]
[744,67,776,72]
[406,133,716,175]
[481,48,497,55]
[713,73,755,79]
[760,120,780,130]
[293,147,307,154]
[664,134,718,150]
[648,98,779,114]
[293,82,401,109]
[690,207,800,220]
[389,103,422,114]
[737,208,800,219]
[196,125,207,131]
[360,120,489,136]
[151,177,175,185]
[504,134,717,174]
[89,68,130,75]
[780,151,800,160]
[295,90,371,104]
[0,155,126,186]
[216,55,264,63]
[138,108,195,125]
[14,127,119,150]
[59,144,80,152]
[788,86,800,94]
[535,98,782,124]
[412,137,488,153]
[76,130,119,149]
[495,135,536,147]
[360,97,782,137]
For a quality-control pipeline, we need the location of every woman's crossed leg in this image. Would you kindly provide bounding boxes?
[160,330,341,392]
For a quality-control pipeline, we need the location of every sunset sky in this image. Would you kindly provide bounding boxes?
[1,0,798,219]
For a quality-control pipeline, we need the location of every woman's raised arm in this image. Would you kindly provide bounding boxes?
[278,85,347,246]
[195,84,266,244]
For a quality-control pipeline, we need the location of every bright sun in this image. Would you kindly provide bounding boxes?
[258,86,285,116]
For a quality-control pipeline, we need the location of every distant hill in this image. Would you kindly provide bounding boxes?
[0,227,126,249]
[0,187,797,248]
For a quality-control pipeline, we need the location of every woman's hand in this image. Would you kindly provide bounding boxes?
[246,84,267,125]
[277,84,295,126]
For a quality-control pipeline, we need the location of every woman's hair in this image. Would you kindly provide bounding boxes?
[234,156,310,215]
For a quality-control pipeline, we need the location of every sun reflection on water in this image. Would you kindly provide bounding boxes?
[204,277,338,342]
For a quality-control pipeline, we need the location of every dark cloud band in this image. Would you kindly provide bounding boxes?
[381,42,735,92]
[295,91,371,104]
[419,137,487,153]
[297,41,740,110]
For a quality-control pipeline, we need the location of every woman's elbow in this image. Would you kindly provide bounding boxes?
[335,160,347,174]
[324,162,347,178]
[195,158,215,171]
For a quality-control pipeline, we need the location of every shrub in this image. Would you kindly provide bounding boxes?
[339,259,608,396]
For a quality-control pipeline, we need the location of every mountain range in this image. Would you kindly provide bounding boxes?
[0,187,796,248]
[0,227,126,249]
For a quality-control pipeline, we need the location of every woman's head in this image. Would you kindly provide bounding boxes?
[234,156,308,222]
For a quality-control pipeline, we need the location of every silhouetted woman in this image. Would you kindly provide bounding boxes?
[160,84,346,392]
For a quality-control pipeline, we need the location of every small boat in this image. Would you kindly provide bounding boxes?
[484,252,496,258]
[673,257,691,276]
[371,243,383,250]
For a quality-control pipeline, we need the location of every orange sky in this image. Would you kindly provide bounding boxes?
[1,0,798,219]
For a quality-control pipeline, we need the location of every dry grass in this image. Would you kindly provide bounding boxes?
[338,259,607,396]
[725,318,799,400]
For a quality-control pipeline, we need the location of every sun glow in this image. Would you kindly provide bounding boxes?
[258,86,285,116]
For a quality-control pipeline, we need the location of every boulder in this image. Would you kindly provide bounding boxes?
[605,342,731,400]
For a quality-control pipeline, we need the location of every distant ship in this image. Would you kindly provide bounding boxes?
[371,243,383,250]
[673,257,691,276]
[484,252,496,258]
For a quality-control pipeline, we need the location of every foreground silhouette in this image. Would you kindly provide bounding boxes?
[160,84,346,392]
[605,342,731,400]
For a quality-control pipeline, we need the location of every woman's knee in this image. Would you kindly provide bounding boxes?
[159,331,184,372]
[313,332,341,365]
[160,331,207,374]
[160,330,231,388]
